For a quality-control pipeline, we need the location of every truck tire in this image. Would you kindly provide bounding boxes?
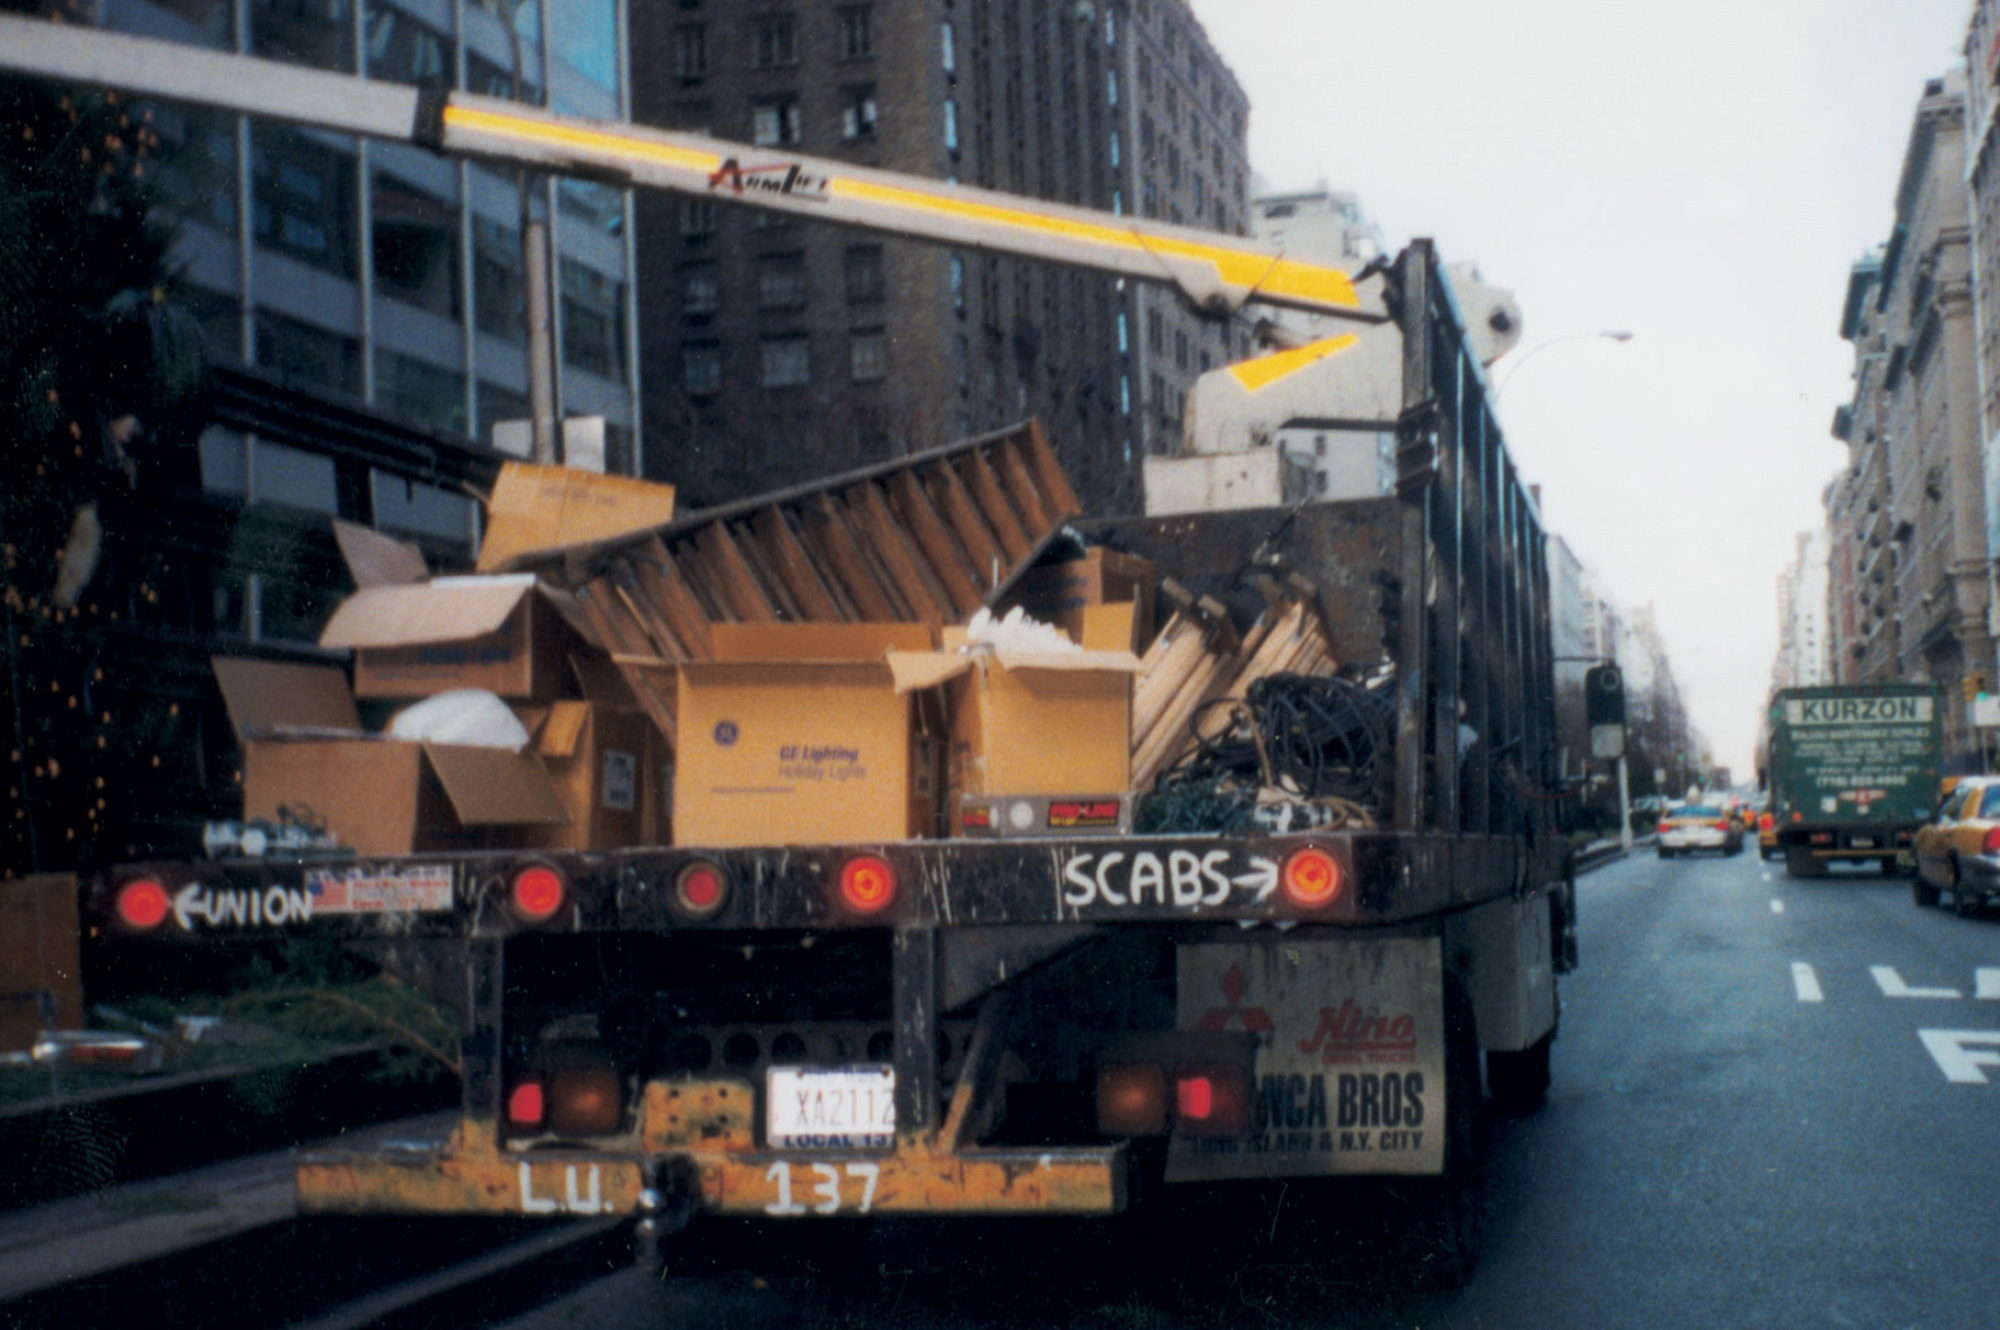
[1486,1028,1554,1115]
[1913,876,1940,908]
[1784,846,1824,879]
[1389,975,1483,1290]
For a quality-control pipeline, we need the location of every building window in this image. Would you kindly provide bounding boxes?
[257,312,362,398]
[1116,310,1129,355]
[1120,374,1131,414]
[560,258,626,382]
[374,348,466,434]
[251,123,358,279]
[838,5,873,59]
[684,342,722,396]
[845,245,885,303]
[672,24,708,80]
[1192,174,1204,212]
[1146,309,1164,353]
[1173,329,1188,370]
[250,0,355,73]
[364,5,452,88]
[372,173,461,319]
[1107,69,1118,106]
[757,252,807,308]
[1105,10,1116,45]
[679,197,718,238]
[1109,131,1120,169]
[761,335,810,387]
[943,98,959,153]
[1190,116,1203,152]
[941,20,955,74]
[841,85,878,139]
[1112,189,1123,215]
[682,262,720,316]
[671,100,714,133]
[950,253,966,315]
[750,13,798,68]
[850,327,887,381]
[752,97,802,146]
[473,216,523,343]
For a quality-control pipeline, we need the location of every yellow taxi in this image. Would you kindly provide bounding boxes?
[1913,775,2000,915]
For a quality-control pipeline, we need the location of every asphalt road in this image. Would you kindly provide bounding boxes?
[497,847,2000,1330]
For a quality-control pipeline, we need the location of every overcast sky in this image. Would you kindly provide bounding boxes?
[1187,0,1975,780]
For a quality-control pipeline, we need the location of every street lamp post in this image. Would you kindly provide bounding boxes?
[1493,329,1634,401]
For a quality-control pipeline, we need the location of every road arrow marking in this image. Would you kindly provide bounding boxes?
[1791,962,1823,1002]
[1872,966,1962,1000]
[1918,1030,2000,1083]
[1980,969,2000,1000]
[1770,899,1785,915]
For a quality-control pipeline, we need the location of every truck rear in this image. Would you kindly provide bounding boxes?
[1766,684,1943,878]
[82,245,1571,1283]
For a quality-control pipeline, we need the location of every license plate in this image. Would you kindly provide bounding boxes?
[1851,837,1877,849]
[765,1066,896,1149]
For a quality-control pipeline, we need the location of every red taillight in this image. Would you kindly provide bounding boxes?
[1173,1064,1251,1138]
[506,1080,546,1128]
[674,861,728,918]
[1096,1063,1168,1136]
[1983,828,2000,855]
[1759,813,1774,832]
[1714,820,1730,832]
[1657,821,1671,836]
[114,878,171,930]
[510,866,567,924]
[549,1064,624,1136]
[837,855,897,916]
[1791,811,1802,822]
[1280,846,1342,911]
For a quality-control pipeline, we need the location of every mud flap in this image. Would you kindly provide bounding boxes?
[1167,936,1446,1182]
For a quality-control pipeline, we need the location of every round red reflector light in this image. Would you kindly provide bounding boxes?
[506,1080,545,1127]
[838,855,897,915]
[1280,846,1343,910]
[510,867,566,923]
[115,879,171,930]
[674,862,727,917]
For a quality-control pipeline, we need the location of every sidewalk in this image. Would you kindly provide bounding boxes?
[0,1110,455,1301]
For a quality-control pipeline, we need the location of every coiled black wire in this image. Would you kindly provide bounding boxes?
[1137,672,1397,834]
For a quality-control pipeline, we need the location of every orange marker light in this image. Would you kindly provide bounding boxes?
[115,878,171,930]
[1096,1063,1168,1136]
[1280,845,1343,910]
[837,855,896,915]
[510,866,566,923]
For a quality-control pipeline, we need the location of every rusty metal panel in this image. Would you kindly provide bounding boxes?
[641,1078,755,1152]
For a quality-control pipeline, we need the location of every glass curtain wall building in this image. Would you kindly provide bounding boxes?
[111,0,642,475]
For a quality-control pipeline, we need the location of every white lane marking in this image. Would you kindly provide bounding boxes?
[1791,963,1823,1002]
[1770,899,1785,914]
[1761,872,1773,883]
[1979,969,2000,1001]
[1871,966,1962,999]
[1919,1030,2000,1083]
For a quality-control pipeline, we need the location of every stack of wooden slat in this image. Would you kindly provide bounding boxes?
[1130,577,1339,792]
[504,422,1080,747]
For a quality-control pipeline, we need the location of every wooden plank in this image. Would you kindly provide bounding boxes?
[753,507,848,621]
[889,469,983,616]
[960,449,1034,562]
[732,519,806,621]
[1020,419,1082,521]
[577,577,656,658]
[664,536,731,622]
[805,495,907,621]
[607,559,687,661]
[990,436,1052,535]
[853,482,955,623]
[632,539,715,661]
[609,659,679,748]
[927,462,1009,592]
[696,523,780,623]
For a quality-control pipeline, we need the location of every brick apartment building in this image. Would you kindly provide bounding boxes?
[630,0,1252,514]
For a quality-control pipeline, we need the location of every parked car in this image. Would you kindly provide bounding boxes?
[1658,803,1744,858]
[1913,776,2000,914]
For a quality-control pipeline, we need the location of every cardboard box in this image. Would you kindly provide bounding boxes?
[318,573,575,702]
[1003,547,1156,651]
[675,623,941,848]
[514,657,663,850]
[887,644,1140,836]
[0,875,82,1053]
[213,657,569,857]
[475,461,677,573]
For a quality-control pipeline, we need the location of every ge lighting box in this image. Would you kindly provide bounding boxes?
[675,623,943,848]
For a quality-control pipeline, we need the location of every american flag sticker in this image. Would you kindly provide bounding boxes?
[305,864,453,914]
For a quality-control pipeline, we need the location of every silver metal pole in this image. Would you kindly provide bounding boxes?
[1617,754,1633,853]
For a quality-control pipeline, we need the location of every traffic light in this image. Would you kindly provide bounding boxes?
[1963,673,1989,704]
[1586,664,1626,761]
